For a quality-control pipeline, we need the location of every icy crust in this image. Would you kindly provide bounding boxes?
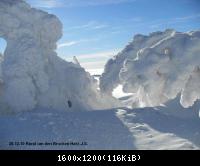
[100,29,200,108]
[0,0,117,113]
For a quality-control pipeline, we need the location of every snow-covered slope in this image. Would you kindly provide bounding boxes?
[0,0,117,113]
[116,106,200,150]
[100,29,200,109]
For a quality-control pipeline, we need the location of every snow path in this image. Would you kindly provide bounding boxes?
[116,108,200,150]
[0,110,134,150]
[0,108,199,150]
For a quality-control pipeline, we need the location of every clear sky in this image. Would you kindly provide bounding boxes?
[1,0,200,74]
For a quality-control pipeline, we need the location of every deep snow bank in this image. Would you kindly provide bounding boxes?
[100,29,200,108]
[0,0,116,113]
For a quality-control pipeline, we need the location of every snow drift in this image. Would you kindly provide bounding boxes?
[100,29,200,108]
[0,0,116,113]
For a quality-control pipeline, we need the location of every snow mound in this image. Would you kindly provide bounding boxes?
[100,29,200,108]
[116,107,200,150]
[0,0,117,113]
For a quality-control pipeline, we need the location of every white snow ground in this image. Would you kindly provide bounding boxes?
[116,107,200,150]
[0,105,199,150]
[0,109,134,150]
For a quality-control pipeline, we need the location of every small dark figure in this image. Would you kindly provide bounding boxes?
[67,100,72,108]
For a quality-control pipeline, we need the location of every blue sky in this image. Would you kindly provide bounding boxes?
[1,0,200,73]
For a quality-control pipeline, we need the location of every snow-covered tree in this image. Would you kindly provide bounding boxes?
[101,29,200,108]
[0,0,117,113]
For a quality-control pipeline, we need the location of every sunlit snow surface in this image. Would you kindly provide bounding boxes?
[112,85,133,99]
[0,0,200,150]
[0,105,199,150]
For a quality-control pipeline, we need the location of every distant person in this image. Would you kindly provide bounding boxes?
[67,100,72,108]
